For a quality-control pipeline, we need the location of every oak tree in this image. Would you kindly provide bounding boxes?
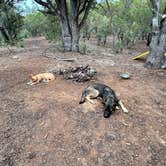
[34,0,95,52]
[145,0,166,69]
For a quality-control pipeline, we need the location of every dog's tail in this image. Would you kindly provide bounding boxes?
[79,90,87,104]
[118,100,128,113]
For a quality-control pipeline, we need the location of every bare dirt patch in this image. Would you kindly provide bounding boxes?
[0,37,166,166]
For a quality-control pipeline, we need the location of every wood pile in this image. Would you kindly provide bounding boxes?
[55,65,97,82]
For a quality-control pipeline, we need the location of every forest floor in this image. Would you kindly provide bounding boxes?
[0,37,166,166]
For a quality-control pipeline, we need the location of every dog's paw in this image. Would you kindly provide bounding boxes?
[116,106,120,110]
[79,101,84,104]
[28,82,35,86]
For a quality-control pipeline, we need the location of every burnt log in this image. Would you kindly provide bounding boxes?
[55,65,97,82]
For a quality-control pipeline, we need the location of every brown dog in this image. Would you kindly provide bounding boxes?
[27,73,55,85]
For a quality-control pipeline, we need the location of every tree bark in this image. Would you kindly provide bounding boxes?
[70,0,80,52]
[59,20,72,51]
[58,0,72,51]
[145,1,166,69]
[160,11,166,69]
[71,21,80,52]
[0,28,11,42]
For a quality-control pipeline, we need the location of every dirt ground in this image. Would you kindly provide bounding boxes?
[0,37,166,166]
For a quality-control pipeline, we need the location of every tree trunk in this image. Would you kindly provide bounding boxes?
[58,0,72,51]
[145,25,165,68]
[146,40,165,68]
[112,33,116,49]
[0,28,11,42]
[59,20,80,52]
[145,1,166,69]
[59,20,72,51]
[70,0,80,52]
[71,21,80,52]
[160,14,166,69]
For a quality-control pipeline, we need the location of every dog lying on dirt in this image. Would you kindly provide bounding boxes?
[27,73,56,85]
[79,83,128,118]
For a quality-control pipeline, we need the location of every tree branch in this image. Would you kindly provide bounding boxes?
[40,10,56,16]
[105,0,111,11]
[79,0,94,29]
[78,0,89,15]
[34,0,50,8]
[98,3,107,14]
[34,0,59,17]
[150,0,160,32]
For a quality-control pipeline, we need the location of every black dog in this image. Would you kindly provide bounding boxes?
[79,83,128,118]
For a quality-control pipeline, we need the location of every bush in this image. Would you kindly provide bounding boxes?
[23,12,61,41]
[114,40,123,53]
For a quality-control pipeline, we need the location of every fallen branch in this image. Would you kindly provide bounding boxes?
[42,47,76,62]
[42,53,76,62]
[54,57,76,62]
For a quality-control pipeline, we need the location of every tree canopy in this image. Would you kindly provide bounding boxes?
[0,0,24,45]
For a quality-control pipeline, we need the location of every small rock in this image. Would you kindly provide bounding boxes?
[27,152,36,159]
[12,55,19,59]
[157,72,165,76]
[154,97,161,104]
[105,133,116,142]
[122,122,129,126]
[126,142,131,146]
[101,52,114,57]
[161,63,166,69]
[161,91,166,96]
